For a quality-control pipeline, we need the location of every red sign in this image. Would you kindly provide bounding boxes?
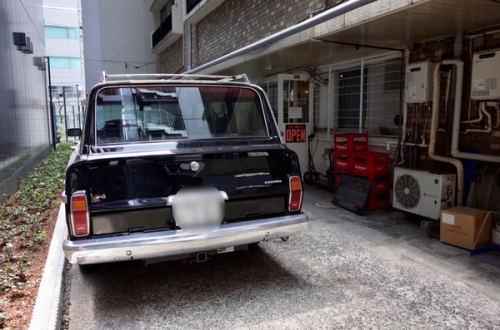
[286,125,306,143]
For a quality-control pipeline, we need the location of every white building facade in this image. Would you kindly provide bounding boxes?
[43,0,84,98]
[81,0,157,94]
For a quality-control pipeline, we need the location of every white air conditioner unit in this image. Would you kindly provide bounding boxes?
[393,167,455,220]
[471,50,500,100]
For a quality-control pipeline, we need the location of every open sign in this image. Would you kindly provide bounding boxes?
[286,125,306,143]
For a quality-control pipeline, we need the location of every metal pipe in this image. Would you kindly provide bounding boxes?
[63,86,67,139]
[187,23,192,71]
[429,61,464,206]
[398,51,405,162]
[183,0,378,74]
[403,142,428,147]
[462,102,492,134]
[444,70,452,121]
[461,101,483,124]
[386,141,398,151]
[359,59,365,133]
[314,38,405,52]
[46,57,57,149]
[446,57,500,171]
[422,105,430,144]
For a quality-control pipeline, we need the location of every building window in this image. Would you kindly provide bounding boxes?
[160,1,173,23]
[186,0,202,14]
[152,1,174,48]
[334,58,404,135]
[337,68,367,130]
[45,26,79,39]
[50,57,80,69]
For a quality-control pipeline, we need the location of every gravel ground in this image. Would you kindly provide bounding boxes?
[68,187,500,329]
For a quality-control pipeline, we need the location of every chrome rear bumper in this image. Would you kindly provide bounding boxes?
[63,213,308,265]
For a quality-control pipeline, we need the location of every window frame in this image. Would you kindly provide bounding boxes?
[93,84,271,146]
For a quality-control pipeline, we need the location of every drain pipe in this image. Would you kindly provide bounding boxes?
[429,62,464,206]
[182,0,378,74]
[462,102,492,134]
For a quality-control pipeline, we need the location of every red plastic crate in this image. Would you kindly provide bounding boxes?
[334,152,356,170]
[352,152,390,175]
[334,133,368,153]
[366,192,390,211]
[353,172,390,194]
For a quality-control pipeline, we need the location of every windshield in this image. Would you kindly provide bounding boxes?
[95,86,267,144]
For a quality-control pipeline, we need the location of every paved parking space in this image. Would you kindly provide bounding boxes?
[68,186,500,329]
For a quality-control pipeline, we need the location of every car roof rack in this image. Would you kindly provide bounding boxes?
[100,72,251,84]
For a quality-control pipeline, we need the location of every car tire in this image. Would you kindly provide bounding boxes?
[248,242,260,249]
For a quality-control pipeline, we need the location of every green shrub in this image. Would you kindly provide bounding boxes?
[0,143,71,295]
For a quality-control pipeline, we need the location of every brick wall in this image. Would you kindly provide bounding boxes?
[157,37,184,73]
[158,0,337,73]
[407,30,500,172]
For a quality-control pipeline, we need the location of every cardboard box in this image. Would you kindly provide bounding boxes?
[440,206,492,250]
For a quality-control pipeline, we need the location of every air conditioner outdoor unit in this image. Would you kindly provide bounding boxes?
[471,50,500,100]
[393,167,455,220]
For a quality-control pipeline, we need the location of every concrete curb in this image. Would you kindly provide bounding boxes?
[29,204,67,330]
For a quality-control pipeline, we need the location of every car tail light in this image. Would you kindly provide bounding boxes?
[71,192,89,237]
[289,176,302,212]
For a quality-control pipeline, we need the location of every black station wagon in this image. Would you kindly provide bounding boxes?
[62,73,308,266]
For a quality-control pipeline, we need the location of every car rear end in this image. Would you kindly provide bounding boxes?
[63,78,308,265]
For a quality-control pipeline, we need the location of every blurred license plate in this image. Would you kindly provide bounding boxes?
[217,246,234,254]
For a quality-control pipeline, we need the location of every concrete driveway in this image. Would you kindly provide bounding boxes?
[68,186,500,329]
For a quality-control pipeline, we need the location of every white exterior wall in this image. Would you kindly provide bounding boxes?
[43,0,85,91]
[99,0,155,68]
[82,0,156,94]
[45,38,80,57]
[43,6,78,27]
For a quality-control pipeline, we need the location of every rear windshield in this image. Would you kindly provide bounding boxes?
[95,86,267,144]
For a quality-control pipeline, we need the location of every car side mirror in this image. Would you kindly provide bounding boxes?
[67,128,82,137]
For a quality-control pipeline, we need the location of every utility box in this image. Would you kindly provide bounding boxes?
[471,50,500,100]
[440,206,492,250]
[405,62,436,103]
